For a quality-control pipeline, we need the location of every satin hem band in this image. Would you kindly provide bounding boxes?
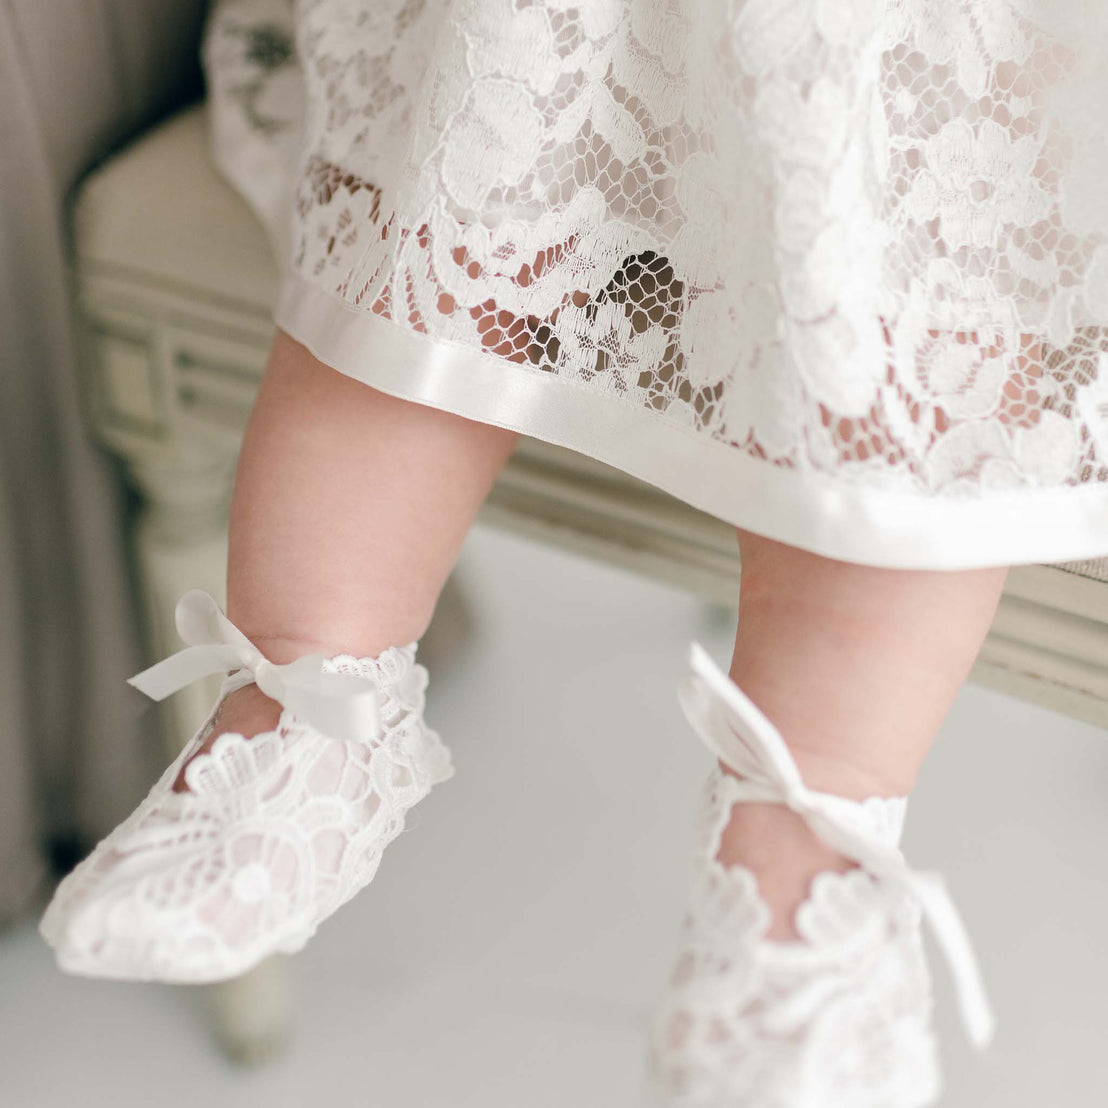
[274,273,1108,572]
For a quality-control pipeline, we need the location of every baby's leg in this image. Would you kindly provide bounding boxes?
[174,329,518,790]
[718,531,1008,937]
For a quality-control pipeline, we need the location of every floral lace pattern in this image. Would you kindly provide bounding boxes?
[652,768,940,1108]
[205,0,1108,523]
[39,645,452,983]
[649,643,994,1106]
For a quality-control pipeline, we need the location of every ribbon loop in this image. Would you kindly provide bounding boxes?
[127,590,381,744]
[681,642,996,1050]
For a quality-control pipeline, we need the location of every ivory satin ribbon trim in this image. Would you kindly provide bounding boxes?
[680,642,996,1049]
[275,271,1108,572]
[127,590,381,743]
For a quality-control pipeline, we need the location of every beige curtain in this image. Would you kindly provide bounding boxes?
[0,0,209,923]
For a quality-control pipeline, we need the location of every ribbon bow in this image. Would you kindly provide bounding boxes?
[681,642,996,1050]
[127,590,381,743]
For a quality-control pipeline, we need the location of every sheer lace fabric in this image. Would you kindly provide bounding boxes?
[39,646,452,982]
[650,643,992,1106]
[652,769,940,1108]
[205,0,1108,567]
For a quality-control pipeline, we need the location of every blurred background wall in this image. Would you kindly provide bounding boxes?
[0,0,209,922]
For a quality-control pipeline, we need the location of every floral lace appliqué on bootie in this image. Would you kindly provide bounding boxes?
[40,590,452,983]
[651,644,994,1108]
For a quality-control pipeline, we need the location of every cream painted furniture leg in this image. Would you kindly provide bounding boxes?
[132,461,291,1063]
[77,295,293,1061]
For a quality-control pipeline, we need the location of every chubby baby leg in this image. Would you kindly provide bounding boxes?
[718,531,1008,938]
[172,328,518,790]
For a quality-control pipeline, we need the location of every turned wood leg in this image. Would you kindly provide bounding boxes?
[128,453,294,1064]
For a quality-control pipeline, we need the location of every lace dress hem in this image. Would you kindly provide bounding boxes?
[275,271,1108,571]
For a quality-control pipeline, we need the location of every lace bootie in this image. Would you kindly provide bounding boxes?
[650,645,994,1108]
[40,590,453,983]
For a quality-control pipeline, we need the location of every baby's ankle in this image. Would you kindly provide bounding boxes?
[236,630,361,665]
[233,622,424,664]
[716,800,856,941]
[172,683,282,793]
[714,752,910,942]
[784,745,915,803]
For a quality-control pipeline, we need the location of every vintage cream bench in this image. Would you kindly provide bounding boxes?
[70,104,1108,1057]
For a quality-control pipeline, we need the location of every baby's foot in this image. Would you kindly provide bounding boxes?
[39,591,453,982]
[650,644,993,1107]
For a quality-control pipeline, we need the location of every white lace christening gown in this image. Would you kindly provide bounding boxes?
[204,0,1108,569]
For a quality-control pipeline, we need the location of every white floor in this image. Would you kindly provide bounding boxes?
[2,525,1107,1108]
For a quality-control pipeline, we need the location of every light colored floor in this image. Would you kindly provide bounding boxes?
[2,524,1106,1108]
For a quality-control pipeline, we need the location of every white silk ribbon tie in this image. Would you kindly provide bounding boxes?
[127,590,381,743]
[681,642,995,1050]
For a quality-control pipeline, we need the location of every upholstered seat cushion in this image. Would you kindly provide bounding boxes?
[74,104,278,314]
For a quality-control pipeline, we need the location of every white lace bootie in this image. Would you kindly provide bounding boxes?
[40,590,453,983]
[651,644,995,1108]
